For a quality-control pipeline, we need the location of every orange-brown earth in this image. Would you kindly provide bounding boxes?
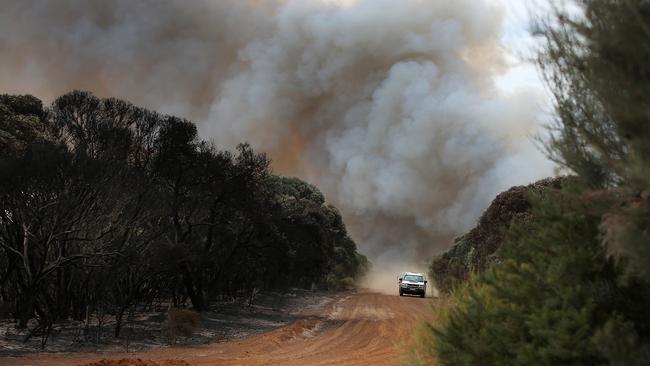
[1,291,432,366]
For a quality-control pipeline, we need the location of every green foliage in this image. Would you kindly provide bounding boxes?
[539,0,650,188]
[418,1,650,364]
[270,175,368,289]
[592,314,650,366]
[536,2,650,361]
[429,250,470,294]
[426,191,650,365]
[429,177,567,293]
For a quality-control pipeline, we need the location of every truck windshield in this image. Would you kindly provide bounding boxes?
[403,275,423,282]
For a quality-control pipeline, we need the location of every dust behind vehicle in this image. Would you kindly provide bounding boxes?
[398,272,427,298]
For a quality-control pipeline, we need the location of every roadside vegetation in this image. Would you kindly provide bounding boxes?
[0,91,368,346]
[429,177,568,293]
[413,0,650,364]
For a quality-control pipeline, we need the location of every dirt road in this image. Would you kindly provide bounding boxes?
[2,291,432,366]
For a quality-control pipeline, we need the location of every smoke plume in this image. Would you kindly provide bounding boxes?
[0,0,554,281]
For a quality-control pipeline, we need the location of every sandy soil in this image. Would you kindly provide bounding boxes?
[0,291,432,366]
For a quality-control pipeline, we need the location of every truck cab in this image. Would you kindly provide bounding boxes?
[398,272,427,298]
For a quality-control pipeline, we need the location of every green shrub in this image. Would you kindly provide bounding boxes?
[414,1,650,364]
[421,190,650,365]
[429,178,568,294]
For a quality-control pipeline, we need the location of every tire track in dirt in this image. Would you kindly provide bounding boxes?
[1,291,432,366]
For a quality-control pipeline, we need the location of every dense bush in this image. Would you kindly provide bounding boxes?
[429,177,567,293]
[413,188,650,365]
[537,0,650,280]
[416,1,650,364]
[0,91,367,343]
[430,189,650,365]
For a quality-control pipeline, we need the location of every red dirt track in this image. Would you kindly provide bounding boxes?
[2,291,432,366]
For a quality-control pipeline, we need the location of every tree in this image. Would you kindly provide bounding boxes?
[413,2,650,364]
[0,91,367,346]
[0,94,47,155]
[537,0,650,188]
[420,189,650,365]
[538,0,650,285]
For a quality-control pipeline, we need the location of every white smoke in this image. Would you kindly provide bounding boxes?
[0,0,555,275]
[203,0,554,257]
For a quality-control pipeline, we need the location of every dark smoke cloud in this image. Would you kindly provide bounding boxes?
[0,0,554,277]
[1,0,277,119]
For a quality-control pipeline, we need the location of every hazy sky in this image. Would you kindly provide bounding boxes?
[496,0,547,93]
[0,0,556,266]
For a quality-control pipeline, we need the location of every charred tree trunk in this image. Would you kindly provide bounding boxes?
[18,290,36,329]
[181,266,204,311]
[114,306,126,338]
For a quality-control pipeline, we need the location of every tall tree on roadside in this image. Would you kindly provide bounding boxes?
[538,0,650,281]
[411,2,650,365]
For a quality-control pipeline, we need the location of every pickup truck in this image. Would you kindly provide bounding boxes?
[398,272,427,298]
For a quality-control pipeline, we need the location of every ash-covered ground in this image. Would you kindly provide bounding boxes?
[0,290,338,357]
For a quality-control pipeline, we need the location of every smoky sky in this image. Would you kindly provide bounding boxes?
[0,0,555,264]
